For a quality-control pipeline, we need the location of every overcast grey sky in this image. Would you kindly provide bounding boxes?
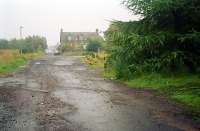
[0,0,138,46]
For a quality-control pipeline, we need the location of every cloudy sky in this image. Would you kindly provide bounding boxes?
[0,0,137,46]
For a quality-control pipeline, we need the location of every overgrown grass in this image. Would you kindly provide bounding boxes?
[0,57,28,74]
[126,73,200,111]
[126,73,199,89]
[84,52,200,121]
[0,49,45,75]
[83,51,106,69]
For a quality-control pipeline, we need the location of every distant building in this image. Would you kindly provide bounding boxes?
[60,29,99,49]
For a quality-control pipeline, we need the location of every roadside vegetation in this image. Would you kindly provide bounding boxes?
[0,36,47,53]
[84,0,200,121]
[85,37,105,52]
[0,36,47,75]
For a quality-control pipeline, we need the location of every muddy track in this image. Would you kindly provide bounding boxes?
[0,55,199,131]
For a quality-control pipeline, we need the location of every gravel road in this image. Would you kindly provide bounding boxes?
[0,55,198,131]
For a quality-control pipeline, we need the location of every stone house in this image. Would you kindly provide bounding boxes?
[60,29,99,49]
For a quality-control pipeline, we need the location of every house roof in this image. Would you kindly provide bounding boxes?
[60,31,99,43]
[62,32,97,36]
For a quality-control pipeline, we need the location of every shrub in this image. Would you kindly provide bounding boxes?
[86,37,104,52]
[105,0,200,79]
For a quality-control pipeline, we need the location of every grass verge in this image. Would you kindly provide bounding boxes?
[126,74,200,110]
[0,50,45,76]
[0,57,28,75]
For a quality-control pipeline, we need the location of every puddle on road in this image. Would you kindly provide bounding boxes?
[54,61,73,66]
[35,62,41,65]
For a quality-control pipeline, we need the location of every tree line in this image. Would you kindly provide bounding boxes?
[105,0,200,79]
[0,36,47,53]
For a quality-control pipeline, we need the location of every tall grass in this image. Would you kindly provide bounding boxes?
[0,49,45,75]
[0,49,20,64]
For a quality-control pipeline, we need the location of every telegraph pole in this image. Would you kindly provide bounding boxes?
[19,26,23,39]
[19,26,24,54]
